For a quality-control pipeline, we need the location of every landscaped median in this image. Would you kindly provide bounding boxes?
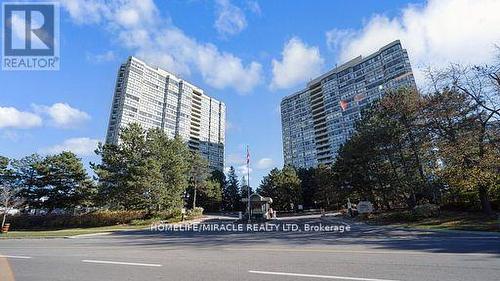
[0,208,204,239]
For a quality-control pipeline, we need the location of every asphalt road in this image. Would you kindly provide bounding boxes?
[1,215,499,281]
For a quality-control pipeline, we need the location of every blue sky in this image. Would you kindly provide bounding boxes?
[1,0,499,185]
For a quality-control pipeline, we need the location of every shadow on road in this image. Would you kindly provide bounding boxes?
[105,216,500,256]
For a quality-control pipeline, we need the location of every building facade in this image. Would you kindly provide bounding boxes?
[281,40,416,168]
[106,56,226,171]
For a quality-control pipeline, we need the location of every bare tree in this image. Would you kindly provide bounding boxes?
[426,48,500,120]
[426,51,500,216]
[1,184,24,229]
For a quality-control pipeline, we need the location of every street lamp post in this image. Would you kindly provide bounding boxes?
[182,190,190,222]
[247,145,251,223]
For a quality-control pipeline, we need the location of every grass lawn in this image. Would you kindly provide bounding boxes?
[0,214,205,239]
[0,224,149,239]
[364,211,500,232]
[402,212,500,232]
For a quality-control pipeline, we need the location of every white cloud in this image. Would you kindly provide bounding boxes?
[1,130,33,142]
[246,0,261,15]
[0,107,42,129]
[256,158,273,169]
[326,0,500,86]
[214,0,247,37]
[270,37,324,90]
[226,153,246,165]
[1,130,19,141]
[60,0,262,94]
[60,0,108,24]
[237,165,252,176]
[33,103,90,128]
[86,50,116,63]
[325,29,353,52]
[224,164,253,183]
[41,137,100,156]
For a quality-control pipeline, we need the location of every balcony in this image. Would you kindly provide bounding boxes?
[313,117,326,127]
[311,105,325,114]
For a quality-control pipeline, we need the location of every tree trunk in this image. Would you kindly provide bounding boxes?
[192,184,197,209]
[403,117,429,192]
[477,123,495,218]
[407,192,417,209]
[384,199,391,210]
[478,184,495,217]
[1,212,6,229]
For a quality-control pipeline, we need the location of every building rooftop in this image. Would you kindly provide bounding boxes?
[282,40,403,102]
[128,56,225,105]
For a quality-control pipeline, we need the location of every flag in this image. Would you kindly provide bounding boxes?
[246,145,250,165]
[340,100,349,111]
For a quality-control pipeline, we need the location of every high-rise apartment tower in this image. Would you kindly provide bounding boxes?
[281,40,416,168]
[106,56,226,171]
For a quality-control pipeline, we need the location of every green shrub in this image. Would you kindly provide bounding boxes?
[187,207,204,219]
[150,209,182,220]
[8,207,205,230]
[412,203,440,218]
[373,204,440,224]
[377,210,420,223]
[8,210,148,230]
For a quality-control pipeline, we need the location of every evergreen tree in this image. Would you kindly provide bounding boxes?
[209,170,227,211]
[0,156,13,188]
[93,123,191,211]
[188,151,210,209]
[146,129,191,211]
[36,152,95,211]
[240,175,253,198]
[223,166,240,211]
[258,166,301,211]
[0,156,24,227]
[11,154,44,209]
[312,165,340,210]
[197,179,222,212]
[93,123,152,209]
[297,168,318,209]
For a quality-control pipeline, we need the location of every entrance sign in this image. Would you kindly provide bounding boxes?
[357,201,373,213]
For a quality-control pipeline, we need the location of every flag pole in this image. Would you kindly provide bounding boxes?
[247,145,251,223]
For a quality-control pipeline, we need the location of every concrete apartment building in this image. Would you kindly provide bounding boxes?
[105,56,226,171]
[281,40,416,168]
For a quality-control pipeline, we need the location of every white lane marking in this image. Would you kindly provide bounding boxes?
[0,255,32,259]
[81,259,162,267]
[248,270,399,281]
